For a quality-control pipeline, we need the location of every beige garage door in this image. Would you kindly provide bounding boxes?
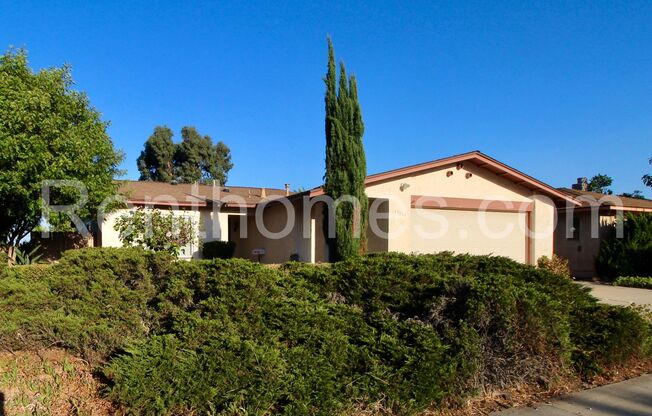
[410,208,527,263]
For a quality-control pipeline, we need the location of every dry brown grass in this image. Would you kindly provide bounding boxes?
[0,349,114,416]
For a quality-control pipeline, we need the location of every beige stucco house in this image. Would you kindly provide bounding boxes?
[554,181,652,278]
[100,181,289,259]
[100,151,578,264]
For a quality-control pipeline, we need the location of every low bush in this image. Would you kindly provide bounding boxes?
[201,240,236,259]
[2,248,650,415]
[614,276,652,289]
[570,304,652,377]
[537,254,571,278]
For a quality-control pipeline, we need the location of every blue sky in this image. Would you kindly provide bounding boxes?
[2,1,652,196]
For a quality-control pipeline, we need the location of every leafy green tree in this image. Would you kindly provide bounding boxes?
[643,157,652,189]
[136,126,233,184]
[323,38,368,261]
[0,49,123,254]
[114,208,195,257]
[137,126,176,181]
[174,126,232,184]
[587,174,613,194]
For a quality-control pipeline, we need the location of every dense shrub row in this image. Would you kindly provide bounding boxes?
[596,212,652,279]
[1,248,650,415]
[614,276,652,289]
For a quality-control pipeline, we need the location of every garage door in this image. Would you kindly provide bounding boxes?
[410,208,527,263]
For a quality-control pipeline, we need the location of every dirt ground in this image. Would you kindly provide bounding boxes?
[0,349,113,416]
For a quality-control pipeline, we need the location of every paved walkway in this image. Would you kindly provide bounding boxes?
[577,282,652,308]
[492,374,652,415]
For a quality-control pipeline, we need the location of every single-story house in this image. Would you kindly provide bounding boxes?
[100,151,579,264]
[554,179,652,278]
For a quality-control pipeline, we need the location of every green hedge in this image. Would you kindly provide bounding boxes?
[1,248,650,415]
[0,248,172,362]
[201,240,236,259]
[614,276,652,289]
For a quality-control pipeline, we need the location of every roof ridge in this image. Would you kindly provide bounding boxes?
[116,179,286,192]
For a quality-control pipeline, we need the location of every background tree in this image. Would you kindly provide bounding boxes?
[114,208,195,257]
[137,126,175,181]
[0,49,123,255]
[174,126,232,184]
[136,126,233,184]
[643,157,652,189]
[323,38,368,261]
[620,190,645,199]
[596,212,652,279]
[587,174,613,194]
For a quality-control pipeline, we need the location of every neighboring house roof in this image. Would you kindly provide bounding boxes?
[303,150,579,205]
[557,188,652,212]
[118,180,288,208]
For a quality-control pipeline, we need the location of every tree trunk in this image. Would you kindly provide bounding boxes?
[5,245,15,265]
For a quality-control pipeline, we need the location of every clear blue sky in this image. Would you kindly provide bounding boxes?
[2,1,651,196]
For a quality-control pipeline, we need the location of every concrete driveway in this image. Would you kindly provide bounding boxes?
[492,374,652,415]
[577,282,652,308]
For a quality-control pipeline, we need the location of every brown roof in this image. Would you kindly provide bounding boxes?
[558,188,652,211]
[304,151,579,205]
[118,181,288,208]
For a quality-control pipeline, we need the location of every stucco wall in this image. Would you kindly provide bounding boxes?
[554,210,616,278]
[364,161,556,263]
[232,199,314,264]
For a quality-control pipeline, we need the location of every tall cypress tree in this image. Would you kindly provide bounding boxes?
[324,39,368,261]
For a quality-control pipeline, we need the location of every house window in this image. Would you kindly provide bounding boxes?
[179,240,194,258]
[177,215,196,258]
[568,216,580,240]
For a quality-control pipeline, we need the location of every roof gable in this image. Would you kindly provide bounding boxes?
[308,151,579,204]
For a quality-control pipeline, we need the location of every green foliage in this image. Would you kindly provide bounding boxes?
[323,38,369,261]
[0,248,171,362]
[137,126,176,181]
[570,304,651,377]
[114,207,196,257]
[643,156,652,189]
[587,173,613,194]
[201,240,235,259]
[614,276,652,289]
[537,254,571,278]
[2,249,650,414]
[137,125,233,185]
[12,244,43,265]
[596,213,652,279]
[104,252,650,414]
[0,49,123,248]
